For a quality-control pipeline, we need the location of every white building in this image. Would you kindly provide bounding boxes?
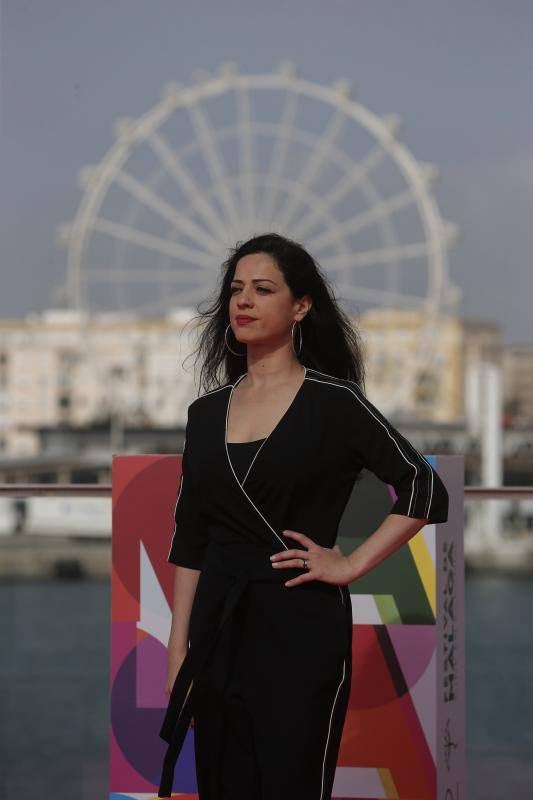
[1,304,525,459]
[0,308,199,455]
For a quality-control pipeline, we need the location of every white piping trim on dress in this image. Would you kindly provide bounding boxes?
[195,383,232,398]
[225,373,291,551]
[319,655,347,800]
[309,368,434,518]
[232,365,308,489]
[306,369,434,519]
[190,382,233,406]
[225,367,309,548]
[314,370,433,517]
[224,368,350,797]
[167,385,233,563]
[241,438,268,487]
[400,436,434,519]
[167,431,187,562]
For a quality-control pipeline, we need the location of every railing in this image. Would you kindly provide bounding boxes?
[1,484,533,498]
[1,483,532,579]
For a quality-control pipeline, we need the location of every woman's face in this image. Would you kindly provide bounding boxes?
[229,252,310,348]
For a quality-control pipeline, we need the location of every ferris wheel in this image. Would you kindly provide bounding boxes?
[58,62,460,411]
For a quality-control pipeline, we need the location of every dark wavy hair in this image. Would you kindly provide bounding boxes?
[184,232,367,395]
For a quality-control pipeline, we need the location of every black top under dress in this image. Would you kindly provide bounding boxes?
[226,437,266,484]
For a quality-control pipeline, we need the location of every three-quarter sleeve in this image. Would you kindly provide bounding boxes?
[167,411,209,569]
[346,381,449,524]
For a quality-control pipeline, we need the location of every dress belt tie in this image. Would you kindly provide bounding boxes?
[158,540,305,798]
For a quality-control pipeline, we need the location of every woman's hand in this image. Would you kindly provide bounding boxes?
[270,529,355,587]
[165,646,194,728]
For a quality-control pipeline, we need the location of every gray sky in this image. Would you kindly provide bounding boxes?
[2,0,532,343]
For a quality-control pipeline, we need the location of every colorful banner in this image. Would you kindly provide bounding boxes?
[110,453,464,799]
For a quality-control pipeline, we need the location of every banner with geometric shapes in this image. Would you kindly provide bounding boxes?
[110,452,464,799]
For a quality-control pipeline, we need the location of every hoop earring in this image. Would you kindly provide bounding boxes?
[225,323,247,356]
[291,320,303,356]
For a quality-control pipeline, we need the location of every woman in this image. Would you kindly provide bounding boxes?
[158,232,449,799]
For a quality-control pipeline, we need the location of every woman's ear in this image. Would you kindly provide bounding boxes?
[296,294,313,319]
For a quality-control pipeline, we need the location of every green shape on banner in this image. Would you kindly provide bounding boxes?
[337,535,436,625]
[374,594,401,624]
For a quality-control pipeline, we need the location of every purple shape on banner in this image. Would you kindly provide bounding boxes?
[111,635,198,792]
[136,633,168,708]
[387,624,436,688]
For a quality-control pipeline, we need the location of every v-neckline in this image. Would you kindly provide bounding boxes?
[225,365,308,488]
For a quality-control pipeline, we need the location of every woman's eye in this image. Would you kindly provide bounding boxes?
[230,286,271,294]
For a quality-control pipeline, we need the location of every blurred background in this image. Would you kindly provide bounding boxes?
[1,1,532,797]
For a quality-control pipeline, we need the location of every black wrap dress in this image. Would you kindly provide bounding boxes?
[158,366,449,799]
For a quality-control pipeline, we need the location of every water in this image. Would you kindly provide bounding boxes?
[0,580,110,799]
[465,574,533,799]
[0,575,532,799]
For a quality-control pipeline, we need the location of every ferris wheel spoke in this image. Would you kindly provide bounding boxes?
[325,241,429,271]
[260,89,300,223]
[276,109,347,230]
[93,218,216,269]
[233,169,351,249]
[306,186,415,251]
[235,87,255,220]
[187,100,242,231]
[291,145,385,240]
[335,282,425,308]
[148,131,228,242]
[114,169,221,254]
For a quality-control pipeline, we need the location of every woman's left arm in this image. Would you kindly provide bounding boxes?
[344,381,450,526]
[341,380,449,580]
[275,512,428,586]
[272,381,449,587]
[345,512,428,581]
